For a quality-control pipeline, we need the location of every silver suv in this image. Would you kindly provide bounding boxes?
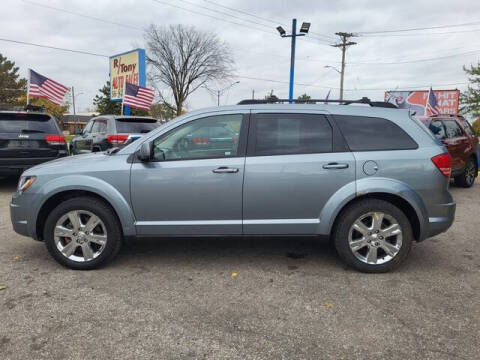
[10,103,456,272]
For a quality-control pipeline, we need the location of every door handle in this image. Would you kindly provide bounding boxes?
[212,167,239,173]
[323,163,349,170]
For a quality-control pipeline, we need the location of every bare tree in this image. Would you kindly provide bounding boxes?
[145,24,234,116]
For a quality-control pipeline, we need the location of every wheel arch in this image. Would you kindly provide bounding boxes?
[318,178,428,241]
[32,176,136,241]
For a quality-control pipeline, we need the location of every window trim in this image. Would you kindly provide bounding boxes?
[246,112,335,157]
[146,113,250,163]
[333,114,419,152]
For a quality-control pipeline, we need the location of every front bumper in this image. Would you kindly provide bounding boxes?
[10,192,39,240]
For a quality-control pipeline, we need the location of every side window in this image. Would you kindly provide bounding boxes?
[252,113,332,156]
[152,114,243,161]
[91,119,107,134]
[461,121,474,136]
[334,115,418,151]
[429,120,446,139]
[444,120,463,138]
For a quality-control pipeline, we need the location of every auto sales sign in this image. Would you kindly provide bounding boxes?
[385,90,459,116]
[109,49,146,101]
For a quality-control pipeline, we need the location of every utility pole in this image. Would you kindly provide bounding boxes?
[331,32,357,101]
[252,89,255,100]
[71,86,76,133]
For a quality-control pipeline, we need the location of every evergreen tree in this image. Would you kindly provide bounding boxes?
[0,53,27,107]
[459,62,480,118]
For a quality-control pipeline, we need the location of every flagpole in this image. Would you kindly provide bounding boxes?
[26,69,30,106]
[121,77,126,116]
[425,87,432,116]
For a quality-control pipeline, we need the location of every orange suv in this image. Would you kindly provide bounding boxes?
[422,114,478,187]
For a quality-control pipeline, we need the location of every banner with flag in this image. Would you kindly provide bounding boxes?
[425,87,440,116]
[122,82,154,111]
[28,69,69,106]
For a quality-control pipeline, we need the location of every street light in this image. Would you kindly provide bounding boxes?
[324,65,341,74]
[277,19,310,103]
[203,81,240,106]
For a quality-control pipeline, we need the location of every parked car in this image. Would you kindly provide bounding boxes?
[11,101,455,272]
[421,114,478,187]
[70,115,159,154]
[0,111,68,176]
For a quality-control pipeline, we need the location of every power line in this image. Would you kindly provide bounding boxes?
[202,0,336,42]
[22,0,142,31]
[361,27,480,37]
[0,37,108,57]
[358,19,480,34]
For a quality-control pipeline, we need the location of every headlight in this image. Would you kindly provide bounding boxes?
[17,176,36,193]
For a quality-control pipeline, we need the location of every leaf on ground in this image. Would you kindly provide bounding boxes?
[231,272,238,278]
[323,301,334,309]
[13,256,20,261]
[0,285,8,291]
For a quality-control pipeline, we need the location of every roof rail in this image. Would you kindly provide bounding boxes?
[429,113,461,118]
[237,97,398,108]
[24,104,45,112]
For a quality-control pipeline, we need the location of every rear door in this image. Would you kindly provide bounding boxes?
[243,111,356,235]
[0,113,63,166]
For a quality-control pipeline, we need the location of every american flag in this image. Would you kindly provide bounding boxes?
[28,69,69,106]
[425,87,440,115]
[123,82,155,111]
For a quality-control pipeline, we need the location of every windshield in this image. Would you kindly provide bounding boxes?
[115,118,158,133]
[0,113,58,133]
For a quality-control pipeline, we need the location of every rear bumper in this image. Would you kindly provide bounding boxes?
[424,201,456,240]
[0,154,67,175]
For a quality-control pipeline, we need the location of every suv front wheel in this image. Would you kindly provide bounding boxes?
[44,197,123,270]
[334,199,413,273]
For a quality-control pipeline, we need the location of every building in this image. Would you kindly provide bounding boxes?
[60,112,97,134]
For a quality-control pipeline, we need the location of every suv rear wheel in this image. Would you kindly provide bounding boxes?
[44,197,122,270]
[454,157,477,188]
[334,199,412,273]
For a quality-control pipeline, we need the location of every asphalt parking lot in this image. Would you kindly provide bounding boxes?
[0,176,479,360]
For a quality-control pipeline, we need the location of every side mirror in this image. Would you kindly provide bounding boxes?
[137,142,153,162]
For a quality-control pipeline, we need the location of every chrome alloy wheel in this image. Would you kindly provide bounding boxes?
[348,212,403,265]
[54,210,107,262]
[465,160,476,186]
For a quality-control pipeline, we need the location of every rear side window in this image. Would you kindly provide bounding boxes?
[334,115,418,151]
[429,120,446,139]
[116,118,158,133]
[461,121,475,136]
[252,113,332,156]
[443,120,463,138]
[0,113,58,134]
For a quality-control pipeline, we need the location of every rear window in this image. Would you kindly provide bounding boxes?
[0,113,58,133]
[115,118,158,133]
[334,115,418,151]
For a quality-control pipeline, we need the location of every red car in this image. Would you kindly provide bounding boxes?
[421,114,478,187]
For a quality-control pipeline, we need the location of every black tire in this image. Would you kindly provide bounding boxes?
[44,196,123,270]
[333,199,413,273]
[454,157,477,188]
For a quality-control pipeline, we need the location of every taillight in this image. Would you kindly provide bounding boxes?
[193,137,209,145]
[431,153,451,178]
[107,134,129,145]
[45,135,65,145]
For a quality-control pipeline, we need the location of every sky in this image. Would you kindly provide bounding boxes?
[2,0,480,113]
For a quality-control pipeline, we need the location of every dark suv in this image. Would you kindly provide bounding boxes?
[421,114,478,187]
[70,115,159,154]
[0,111,68,176]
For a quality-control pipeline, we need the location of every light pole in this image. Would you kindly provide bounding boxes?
[277,20,310,103]
[71,87,84,133]
[203,81,240,106]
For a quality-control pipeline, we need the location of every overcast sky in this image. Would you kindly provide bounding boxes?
[3,0,480,113]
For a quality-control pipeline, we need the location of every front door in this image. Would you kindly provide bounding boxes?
[130,111,248,236]
[243,111,356,235]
